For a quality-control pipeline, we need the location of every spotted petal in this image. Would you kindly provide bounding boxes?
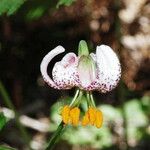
[52,53,79,89]
[96,45,121,93]
[40,46,65,89]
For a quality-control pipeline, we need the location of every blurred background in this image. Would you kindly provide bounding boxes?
[0,0,150,150]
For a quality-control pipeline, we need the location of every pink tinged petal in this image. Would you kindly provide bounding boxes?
[96,45,121,93]
[52,53,79,89]
[61,53,78,67]
[40,46,65,89]
[77,56,97,89]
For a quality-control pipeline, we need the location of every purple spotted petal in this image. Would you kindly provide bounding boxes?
[96,45,121,93]
[52,53,79,89]
[40,46,65,89]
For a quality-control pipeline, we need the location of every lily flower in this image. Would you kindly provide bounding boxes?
[40,42,121,93]
[40,40,121,128]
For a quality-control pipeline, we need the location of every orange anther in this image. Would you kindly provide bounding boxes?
[88,107,96,125]
[69,107,80,126]
[82,113,89,126]
[61,105,103,128]
[94,110,103,128]
[61,105,70,124]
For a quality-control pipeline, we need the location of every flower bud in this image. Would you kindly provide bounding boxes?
[78,40,89,56]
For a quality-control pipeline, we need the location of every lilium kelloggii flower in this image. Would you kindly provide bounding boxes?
[40,40,121,128]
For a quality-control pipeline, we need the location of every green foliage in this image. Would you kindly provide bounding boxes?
[50,97,72,123]
[124,97,149,142]
[0,112,7,131]
[0,0,76,18]
[57,0,76,8]
[50,96,150,149]
[0,145,16,150]
[26,7,45,21]
[0,0,25,16]
[23,0,53,21]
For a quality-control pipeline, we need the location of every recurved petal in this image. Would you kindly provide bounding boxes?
[52,53,79,89]
[40,46,65,89]
[96,45,121,93]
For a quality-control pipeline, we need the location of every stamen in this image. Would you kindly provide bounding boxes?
[61,105,80,126]
[70,107,80,126]
[82,114,89,126]
[94,110,103,128]
[82,107,103,128]
[61,105,70,124]
[61,105,103,128]
[88,107,96,125]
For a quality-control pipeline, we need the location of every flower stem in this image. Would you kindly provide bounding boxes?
[45,89,83,150]
[0,81,31,149]
[45,122,65,150]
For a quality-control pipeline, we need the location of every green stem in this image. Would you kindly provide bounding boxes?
[45,122,65,150]
[45,89,83,150]
[0,81,31,149]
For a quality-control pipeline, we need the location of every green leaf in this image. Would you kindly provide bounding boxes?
[0,112,7,131]
[124,99,148,143]
[99,105,122,122]
[0,145,16,150]
[124,100,148,127]
[26,7,45,21]
[141,96,150,114]
[57,0,76,8]
[0,0,25,16]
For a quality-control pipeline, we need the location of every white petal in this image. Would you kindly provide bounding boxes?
[96,45,121,92]
[52,53,79,89]
[77,56,97,89]
[40,46,65,89]
[90,53,96,62]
